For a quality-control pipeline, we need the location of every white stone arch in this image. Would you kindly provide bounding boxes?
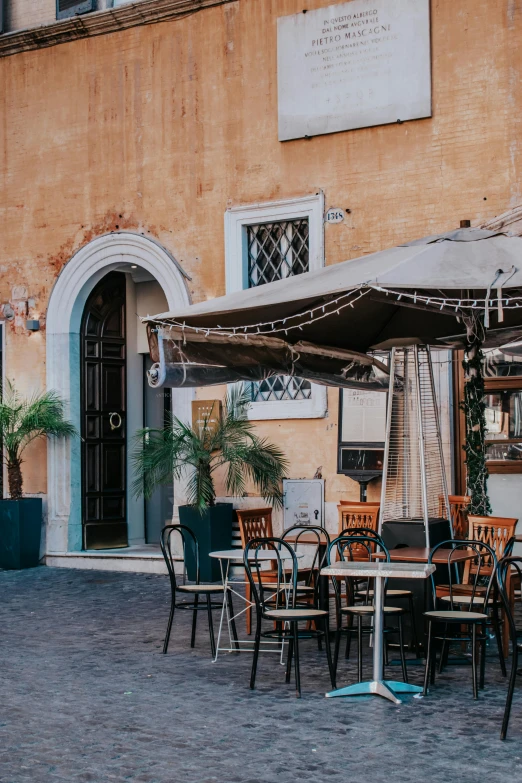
[46,232,192,553]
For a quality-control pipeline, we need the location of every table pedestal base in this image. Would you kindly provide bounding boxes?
[326,680,423,704]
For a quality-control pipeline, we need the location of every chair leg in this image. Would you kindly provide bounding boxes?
[471,624,478,700]
[246,582,252,636]
[226,589,240,651]
[250,616,262,690]
[408,594,420,656]
[190,593,198,649]
[206,594,216,658]
[285,636,294,684]
[163,592,176,655]
[357,615,363,683]
[423,620,433,696]
[334,627,341,676]
[323,618,336,689]
[501,644,518,740]
[480,633,487,690]
[438,624,448,674]
[492,605,507,677]
[398,615,408,684]
[293,623,302,698]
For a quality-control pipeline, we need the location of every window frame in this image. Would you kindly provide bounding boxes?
[484,377,522,474]
[224,193,327,421]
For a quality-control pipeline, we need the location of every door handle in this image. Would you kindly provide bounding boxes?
[109,412,122,431]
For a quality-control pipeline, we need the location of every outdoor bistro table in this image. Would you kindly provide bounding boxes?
[320,560,436,704]
[209,548,302,662]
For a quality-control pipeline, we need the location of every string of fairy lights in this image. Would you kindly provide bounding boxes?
[145,282,522,340]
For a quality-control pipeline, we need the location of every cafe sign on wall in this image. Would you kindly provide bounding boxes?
[277,0,431,141]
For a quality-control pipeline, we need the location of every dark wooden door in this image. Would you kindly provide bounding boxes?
[81,272,128,549]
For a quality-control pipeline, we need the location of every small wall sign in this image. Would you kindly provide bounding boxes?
[325,208,345,224]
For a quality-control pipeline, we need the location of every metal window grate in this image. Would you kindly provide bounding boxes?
[250,375,312,402]
[247,220,309,287]
[247,218,310,403]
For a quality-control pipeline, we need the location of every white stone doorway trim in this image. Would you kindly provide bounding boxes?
[46,232,192,555]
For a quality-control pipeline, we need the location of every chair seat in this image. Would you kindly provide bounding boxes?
[424,609,488,621]
[342,605,405,616]
[177,584,224,593]
[265,608,328,620]
[356,588,413,598]
[439,594,493,607]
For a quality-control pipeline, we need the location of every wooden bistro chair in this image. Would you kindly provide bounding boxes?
[337,500,380,535]
[160,525,238,657]
[243,537,335,698]
[467,514,518,657]
[439,494,470,539]
[237,508,312,634]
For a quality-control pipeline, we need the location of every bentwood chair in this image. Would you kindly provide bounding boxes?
[237,508,312,634]
[439,494,470,539]
[423,540,497,700]
[328,533,409,684]
[244,537,336,697]
[160,525,238,657]
[496,555,522,740]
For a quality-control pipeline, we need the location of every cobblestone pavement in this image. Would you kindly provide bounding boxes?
[1,566,521,783]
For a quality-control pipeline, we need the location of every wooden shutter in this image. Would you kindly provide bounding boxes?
[56,0,96,20]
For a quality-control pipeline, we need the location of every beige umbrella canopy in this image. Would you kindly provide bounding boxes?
[144,226,522,388]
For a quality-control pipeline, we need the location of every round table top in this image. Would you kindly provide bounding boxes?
[210,548,303,561]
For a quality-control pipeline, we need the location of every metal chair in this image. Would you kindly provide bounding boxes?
[160,524,238,657]
[496,555,522,740]
[423,539,497,700]
[237,508,312,633]
[243,536,335,697]
[328,532,409,684]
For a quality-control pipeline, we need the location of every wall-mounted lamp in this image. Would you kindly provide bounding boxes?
[26,320,40,332]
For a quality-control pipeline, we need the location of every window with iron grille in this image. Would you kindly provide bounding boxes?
[247,219,312,402]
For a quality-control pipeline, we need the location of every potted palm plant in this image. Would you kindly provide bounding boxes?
[133,385,288,581]
[0,383,77,570]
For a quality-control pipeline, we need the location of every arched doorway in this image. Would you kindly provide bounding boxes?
[46,233,192,555]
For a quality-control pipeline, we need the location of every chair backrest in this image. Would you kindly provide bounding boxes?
[439,494,470,539]
[429,539,497,613]
[244,537,298,616]
[282,525,330,586]
[237,508,274,547]
[466,515,518,577]
[328,532,389,605]
[338,526,382,560]
[337,501,380,535]
[160,524,199,588]
[496,555,522,653]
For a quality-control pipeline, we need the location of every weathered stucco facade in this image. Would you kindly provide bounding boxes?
[1,0,522,556]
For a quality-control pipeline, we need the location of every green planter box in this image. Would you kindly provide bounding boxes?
[178,503,233,583]
[0,498,43,570]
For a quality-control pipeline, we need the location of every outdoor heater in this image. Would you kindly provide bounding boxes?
[379,345,452,550]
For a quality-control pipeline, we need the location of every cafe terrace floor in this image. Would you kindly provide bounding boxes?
[1,566,520,783]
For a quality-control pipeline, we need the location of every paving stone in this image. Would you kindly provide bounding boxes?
[0,566,521,782]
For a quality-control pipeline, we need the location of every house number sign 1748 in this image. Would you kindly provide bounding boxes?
[325,208,345,224]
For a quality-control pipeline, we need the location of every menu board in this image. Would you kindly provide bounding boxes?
[341,389,387,443]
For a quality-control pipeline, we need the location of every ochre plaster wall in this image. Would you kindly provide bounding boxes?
[1,0,521,502]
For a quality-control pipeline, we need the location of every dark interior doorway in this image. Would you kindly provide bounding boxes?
[81,272,128,550]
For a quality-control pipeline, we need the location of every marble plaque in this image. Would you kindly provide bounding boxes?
[277,0,431,141]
